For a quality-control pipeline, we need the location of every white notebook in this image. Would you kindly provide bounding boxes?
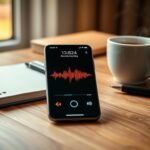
[0,61,46,107]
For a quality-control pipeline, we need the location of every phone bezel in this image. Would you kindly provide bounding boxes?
[44,45,101,122]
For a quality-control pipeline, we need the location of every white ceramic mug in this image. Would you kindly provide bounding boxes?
[107,36,150,85]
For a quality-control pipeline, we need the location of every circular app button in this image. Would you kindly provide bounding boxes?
[70,100,78,108]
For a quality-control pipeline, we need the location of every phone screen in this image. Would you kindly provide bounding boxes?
[45,45,100,121]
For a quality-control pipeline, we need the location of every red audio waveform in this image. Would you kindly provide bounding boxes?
[50,67,92,82]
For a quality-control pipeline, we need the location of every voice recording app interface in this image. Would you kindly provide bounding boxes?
[45,45,100,121]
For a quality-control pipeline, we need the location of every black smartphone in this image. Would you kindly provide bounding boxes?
[45,45,101,121]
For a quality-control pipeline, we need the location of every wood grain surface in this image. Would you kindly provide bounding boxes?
[0,49,150,150]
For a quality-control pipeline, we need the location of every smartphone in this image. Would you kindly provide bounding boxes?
[45,45,101,121]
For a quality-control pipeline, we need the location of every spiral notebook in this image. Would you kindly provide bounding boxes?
[0,61,46,108]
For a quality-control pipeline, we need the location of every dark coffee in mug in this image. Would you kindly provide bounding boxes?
[120,42,145,45]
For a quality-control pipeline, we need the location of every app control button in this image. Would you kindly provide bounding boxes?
[70,100,78,108]
[86,101,93,106]
[55,101,62,107]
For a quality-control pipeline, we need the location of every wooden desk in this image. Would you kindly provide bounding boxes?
[0,49,150,150]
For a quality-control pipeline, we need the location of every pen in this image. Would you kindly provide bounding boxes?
[112,84,150,97]
[25,61,45,74]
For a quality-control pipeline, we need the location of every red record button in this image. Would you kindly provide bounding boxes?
[55,101,62,107]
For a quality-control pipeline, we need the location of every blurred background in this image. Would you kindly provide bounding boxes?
[0,0,12,40]
[0,0,150,50]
